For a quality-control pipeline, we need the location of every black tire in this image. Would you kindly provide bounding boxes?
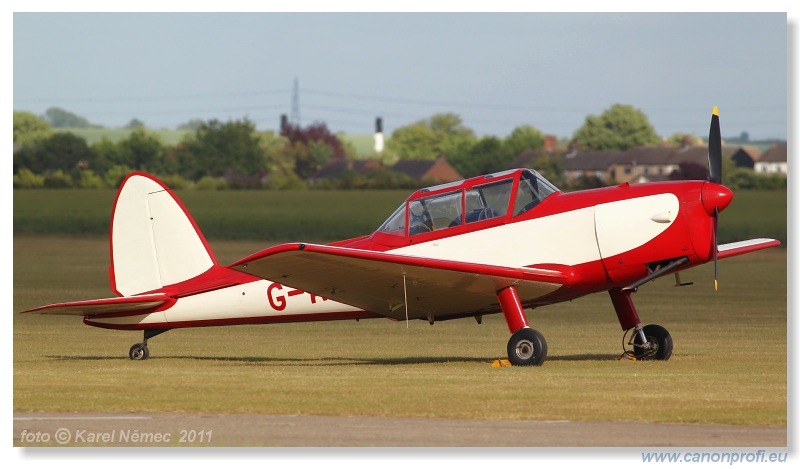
[129,343,150,361]
[506,328,547,366]
[633,324,672,361]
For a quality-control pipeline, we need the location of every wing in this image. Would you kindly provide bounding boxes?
[231,243,574,320]
[20,293,171,316]
[718,238,781,260]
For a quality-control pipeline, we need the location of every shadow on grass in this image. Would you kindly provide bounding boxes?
[47,353,618,365]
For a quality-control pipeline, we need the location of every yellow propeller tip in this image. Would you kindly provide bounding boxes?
[712,105,719,116]
[714,279,719,291]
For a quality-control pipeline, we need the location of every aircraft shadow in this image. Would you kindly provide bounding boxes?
[46,353,618,365]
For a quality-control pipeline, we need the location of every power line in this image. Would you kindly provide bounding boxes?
[14,89,291,104]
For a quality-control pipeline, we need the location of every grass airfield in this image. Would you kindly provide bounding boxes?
[13,236,786,426]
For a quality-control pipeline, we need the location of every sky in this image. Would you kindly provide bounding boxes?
[10,9,791,141]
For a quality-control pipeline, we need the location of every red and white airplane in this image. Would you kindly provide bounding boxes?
[22,109,780,365]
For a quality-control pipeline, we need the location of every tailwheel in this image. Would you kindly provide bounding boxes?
[626,324,673,361]
[127,328,170,361]
[507,328,548,366]
[129,343,150,361]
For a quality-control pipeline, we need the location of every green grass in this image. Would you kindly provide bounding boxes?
[13,189,410,241]
[13,236,786,425]
[63,127,191,146]
[339,133,385,158]
[63,128,385,158]
[12,189,787,244]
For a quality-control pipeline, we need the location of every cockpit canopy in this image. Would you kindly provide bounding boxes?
[377,168,559,237]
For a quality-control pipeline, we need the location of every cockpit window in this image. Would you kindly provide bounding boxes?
[513,169,559,216]
[377,169,559,238]
[464,179,513,223]
[409,190,462,235]
[377,203,406,236]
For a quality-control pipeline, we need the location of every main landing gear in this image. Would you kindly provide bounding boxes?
[610,288,673,361]
[498,286,547,366]
[128,329,170,360]
[496,286,672,366]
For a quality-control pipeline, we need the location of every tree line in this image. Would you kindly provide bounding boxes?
[12,105,784,190]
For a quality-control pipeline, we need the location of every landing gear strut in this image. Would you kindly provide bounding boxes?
[610,288,672,361]
[498,286,548,366]
[128,328,170,361]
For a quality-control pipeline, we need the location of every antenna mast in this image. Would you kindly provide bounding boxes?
[290,77,301,126]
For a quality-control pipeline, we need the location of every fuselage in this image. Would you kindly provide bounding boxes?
[85,170,730,331]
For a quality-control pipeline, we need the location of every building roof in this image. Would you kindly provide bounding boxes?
[562,150,622,171]
[392,159,437,180]
[758,143,787,163]
[391,156,462,182]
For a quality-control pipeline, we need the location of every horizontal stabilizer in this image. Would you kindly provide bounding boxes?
[20,294,171,316]
[717,238,781,260]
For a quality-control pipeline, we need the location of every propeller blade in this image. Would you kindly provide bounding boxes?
[713,206,719,291]
[708,106,722,184]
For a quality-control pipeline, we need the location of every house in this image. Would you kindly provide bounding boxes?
[611,145,742,184]
[608,145,719,184]
[512,143,754,186]
[562,150,625,183]
[391,155,463,183]
[729,146,761,169]
[755,143,787,175]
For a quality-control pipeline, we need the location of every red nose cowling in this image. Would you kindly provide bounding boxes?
[701,182,733,216]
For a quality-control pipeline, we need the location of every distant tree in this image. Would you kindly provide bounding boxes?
[76,169,106,189]
[13,168,45,188]
[281,122,348,179]
[91,138,122,173]
[104,164,134,188]
[125,118,146,129]
[666,133,700,147]
[281,122,348,159]
[43,169,74,188]
[117,129,166,173]
[259,131,303,189]
[13,132,95,175]
[178,118,266,180]
[44,107,93,128]
[387,113,476,160]
[385,121,437,159]
[503,125,545,158]
[448,136,506,178]
[572,104,659,151]
[177,119,205,131]
[14,111,53,146]
[726,168,756,190]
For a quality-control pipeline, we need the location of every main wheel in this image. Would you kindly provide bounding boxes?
[633,324,672,361]
[506,328,547,366]
[129,343,150,361]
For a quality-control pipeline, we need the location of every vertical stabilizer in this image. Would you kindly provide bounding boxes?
[110,173,217,296]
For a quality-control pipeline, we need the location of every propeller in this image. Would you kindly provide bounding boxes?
[706,106,724,290]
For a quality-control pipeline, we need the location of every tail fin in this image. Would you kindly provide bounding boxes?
[110,172,218,296]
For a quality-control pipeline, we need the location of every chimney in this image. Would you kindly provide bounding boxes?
[280,114,288,132]
[374,117,384,153]
[544,135,557,153]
